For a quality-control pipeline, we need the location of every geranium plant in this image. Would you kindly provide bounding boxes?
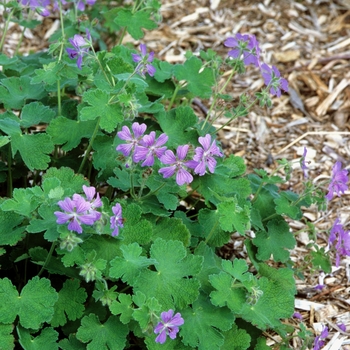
[0,1,348,349]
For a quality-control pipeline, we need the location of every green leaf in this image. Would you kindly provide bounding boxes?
[198,209,231,247]
[31,61,62,85]
[47,117,97,151]
[50,279,87,327]
[0,135,10,148]
[274,191,303,220]
[0,76,46,109]
[181,294,235,350]
[0,323,14,350]
[42,167,88,196]
[1,187,40,217]
[109,293,133,324]
[114,9,157,40]
[80,89,123,132]
[59,334,85,350]
[122,203,153,245]
[0,277,58,329]
[153,60,174,83]
[17,326,58,350]
[253,219,296,263]
[217,198,251,235]
[20,102,55,128]
[109,243,156,284]
[152,217,191,246]
[133,239,202,309]
[76,314,128,350]
[311,246,332,273]
[0,209,25,245]
[156,107,198,148]
[26,204,60,241]
[221,325,251,350]
[174,56,215,98]
[11,132,54,171]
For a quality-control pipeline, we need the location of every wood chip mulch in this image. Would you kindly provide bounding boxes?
[2,0,350,348]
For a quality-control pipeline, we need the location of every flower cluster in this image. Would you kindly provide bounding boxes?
[55,185,124,237]
[224,33,288,97]
[328,218,350,267]
[132,44,156,78]
[325,161,348,201]
[66,29,92,69]
[116,122,224,185]
[154,309,184,344]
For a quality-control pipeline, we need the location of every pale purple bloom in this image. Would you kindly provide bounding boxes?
[329,218,350,267]
[325,161,348,201]
[73,185,102,221]
[224,33,261,67]
[313,326,328,350]
[116,122,147,159]
[131,44,156,77]
[76,0,96,11]
[190,134,223,176]
[154,309,184,344]
[301,147,308,178]
[314,284,325,291]
[293,312,302,320]
[338,323,347,332]
[54,196,97,234]
[66,30,91,69]
[19,0,51,16]
[110,203,124,237]
[261,63,288,97]
[159,145,194,185]
[134,131,168,167]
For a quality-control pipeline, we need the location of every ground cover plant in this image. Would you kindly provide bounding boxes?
[0,0,349,349]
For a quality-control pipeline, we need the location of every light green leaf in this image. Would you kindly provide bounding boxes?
[51,279,87,327]
[76,314,128,350]
[253,219,296,263]
[133,239,202,309]
[0,76,46,109]
[80,89,123,132]
[17,326,58,350]
[181,294,235,350]
[20,102,55,128]
[0,209,25,245]
[0,324,14,350]
[173,56,215,98]
[221,325,251,350]
[11,132,54,171]
[109,293,133,324]
[47,116,97,151]
[114,9,157,40]
[109,243,156,284]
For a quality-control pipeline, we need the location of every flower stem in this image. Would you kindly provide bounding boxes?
[0,8,15,53]
[37,241,57,277]
[78,116,101,174]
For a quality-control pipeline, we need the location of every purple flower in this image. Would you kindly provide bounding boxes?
[110,203,124,237]
[66,30,91,69]
[301,147,308,178]
[154,309,184,344]
[190,134,223,176]
[325,161,348,201]
[338,323,347,332]
[134,131,168,167]
[292,312,302,320]
[329,218,350,267]
[313,326,328,350]
[116,122,147,159]
[314,284,325,291]
[19,0,51,16]
[73,185,102,221]
[224,33,261,67]
[131,44,156,77]
[54,196,97,234]
[261,63,288,97]
[159,145,194,185]
[76,0,96,11]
